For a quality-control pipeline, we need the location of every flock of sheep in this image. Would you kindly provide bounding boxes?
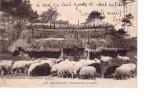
[0,54,137,80]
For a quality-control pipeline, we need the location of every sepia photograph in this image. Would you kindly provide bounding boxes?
[0,0,137,87]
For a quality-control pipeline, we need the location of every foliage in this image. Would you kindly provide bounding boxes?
[40,8,59,23]
[122,13,134,26]
[86,11,105,24]
[1,0,37,20]
[120,0,135,5]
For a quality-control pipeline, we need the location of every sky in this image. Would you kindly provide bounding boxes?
[29,0,137,37]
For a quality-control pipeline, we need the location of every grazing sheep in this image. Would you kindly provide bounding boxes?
[100,55,112,64]
[51,59,70,77]
[57,66,71,78]
[56,60,76,78]
[104,66,119,78]
[71,61,84,78]
[114,63,136,80]
[51,59,100,79]
[12,60,39,74]
[0,60,14,75]
[28,62,51,76]
[88,63,101,77]
[79,66,97,80]
[51,60,82,78]
[117,54,130,61]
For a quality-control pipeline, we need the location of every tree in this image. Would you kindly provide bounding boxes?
[1,0,36,19]
[86,11,105,26]
[112,13,134,39]
[40,8,59,23]
[120,0,135,30]
[56,20,69,27]
[122,13,134,36]
[1,0,37,45]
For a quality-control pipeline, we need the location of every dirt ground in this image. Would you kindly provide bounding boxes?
[0,76,137,88]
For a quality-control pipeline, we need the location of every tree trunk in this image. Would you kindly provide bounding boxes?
[123,5,126,31]
[60,48,64,59]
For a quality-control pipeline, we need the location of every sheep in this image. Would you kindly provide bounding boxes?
[78,59,96,66]
[51,59,70,77]
[71,61,84,78]
[56,60,75,78]
[79,66,97,80]
[51,60,81,78]
[28,62,51,76]
[104,65,119,78]
[117,54,130,61]
[51,63,60,76]
[52,59,99,79]
[12,60,39,74]
[0,60,14,75]
[100,55,112,64]
[66,61,85,78]
[94,58,101,63]
[57,65,71,78]
[40,59,56,69]
[114,63,136,80]
[88,63,101,77]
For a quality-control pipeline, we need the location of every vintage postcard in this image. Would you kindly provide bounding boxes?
[0,0,137,87]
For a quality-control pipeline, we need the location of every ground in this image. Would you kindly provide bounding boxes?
[0,52,137,88]
[0,74,137,88]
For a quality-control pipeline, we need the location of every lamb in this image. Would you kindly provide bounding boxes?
[114,63,136,80]
[117,54,130,61]
[12,60,39,74]
[79,66,97,80]
[0,60,14,75]
[28,62,51,76]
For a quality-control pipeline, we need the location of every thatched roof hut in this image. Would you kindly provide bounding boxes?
[9,32,130,54]
[84,33,129,52]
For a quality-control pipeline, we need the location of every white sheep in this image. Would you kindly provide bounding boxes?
[56,60,74,78]
[66,61,80,78]
[79,66,97,79]
[117,54,130,61]
[12,60,39,74]
[51,59,70,76]
[0,60,14,75]
[51,60,80,78]
[114,63,136,79]
[28,62,51,76]
[79,59,96,66]
[52,59,98,78]
[100,55,112,64]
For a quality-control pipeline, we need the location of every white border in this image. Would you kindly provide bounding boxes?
[1,0,150,100]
